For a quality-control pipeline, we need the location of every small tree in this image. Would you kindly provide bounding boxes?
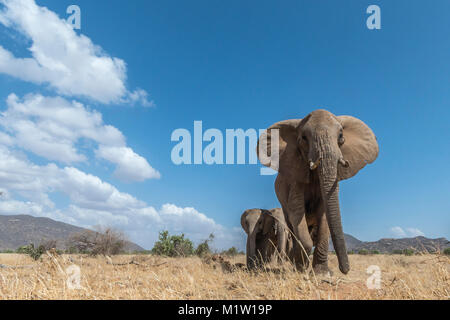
[222,247,242,256]
[443,248,450,255]
[152,231,194,257]
[172,234,194,256]
[16,239,58,260]
[67,227,126,256]
[403,249,415,256]
[195,234,214,257]
[358,249,369,255]
[17,244,44,260]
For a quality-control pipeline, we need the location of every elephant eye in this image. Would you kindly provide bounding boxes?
[302,135,307,141]
[338,133,345,145]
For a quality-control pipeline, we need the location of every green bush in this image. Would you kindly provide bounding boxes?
[152,231,194,257]
[221,247,244,256]
[16,244,45,261]
[133,250,152,255]
[443,248,450,255]
[371,250,380,255]
[16,240,57,260]
[403,249,415,256]
[358,249,369,255]
[347,250,355,255]
[195,234,214,257]
[392,249,403,255]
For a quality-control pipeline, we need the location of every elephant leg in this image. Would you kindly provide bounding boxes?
[255,240,265,268]
[258,237,270,266]
[275,176,313,271]
[312,209,332,275]
[265,239,277,265]
[269,238,278,264]
[285,184,313,271]
[288,212,313,270]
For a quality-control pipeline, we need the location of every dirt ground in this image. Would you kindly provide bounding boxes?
[0,252,448,300]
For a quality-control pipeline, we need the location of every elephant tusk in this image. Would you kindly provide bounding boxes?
[309,158,321,170]
[339,158,350,168]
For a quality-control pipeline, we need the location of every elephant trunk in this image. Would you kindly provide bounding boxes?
[315,134,350,274]
[246,226,258,269]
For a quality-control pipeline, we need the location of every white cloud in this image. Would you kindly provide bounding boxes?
[390,226,425,238]
[0,0,153,106]
[0,146,244,249]
[96,146,160,182]
[0,93,160,181]
[123,89,155,108]
[390,227,407,238]
[406,228,425,237]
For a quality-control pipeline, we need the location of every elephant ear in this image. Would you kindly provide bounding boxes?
[269,208,285,228]
[262,211,275,235]
[337,116,379,181]
[240,211,249,234]
[257,119,310,184]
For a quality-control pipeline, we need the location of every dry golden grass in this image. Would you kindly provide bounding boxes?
[0,252,448,300]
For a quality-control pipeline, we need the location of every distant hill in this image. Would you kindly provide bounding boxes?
[330,234,449,253]
[0,215,144,252]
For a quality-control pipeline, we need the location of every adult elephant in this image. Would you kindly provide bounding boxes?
[257,110,379,274]
[241,208,291,269]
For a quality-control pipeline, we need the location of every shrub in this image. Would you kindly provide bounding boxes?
[17,244,44,260]
[371,250,380,255]
[16,240,58,260]
[393,249,403,255]
[347,250,355,255]
[443,248,450,255]
[67,227,126,256]
[403,249,415,256]
[195,234,214,257]
[152,231,194,257]
[222,247,243,256]
[133,250,152,255]
[358,249,369,255]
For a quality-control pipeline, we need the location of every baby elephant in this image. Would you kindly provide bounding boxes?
[241,208,292,269]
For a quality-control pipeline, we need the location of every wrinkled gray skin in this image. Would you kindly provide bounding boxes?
[241,208,292,269]
[258,110,379,274]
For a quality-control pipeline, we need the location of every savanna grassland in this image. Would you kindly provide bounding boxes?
[0,252,448,300]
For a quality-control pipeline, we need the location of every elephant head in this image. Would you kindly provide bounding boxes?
[241,209,277,268]
[257,110,378,274]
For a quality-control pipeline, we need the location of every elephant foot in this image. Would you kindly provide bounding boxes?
[293,262,309,273]
[313,262,333,276]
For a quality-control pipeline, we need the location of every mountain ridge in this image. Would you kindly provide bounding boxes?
[330,234,449,253]
[0,214,144,252]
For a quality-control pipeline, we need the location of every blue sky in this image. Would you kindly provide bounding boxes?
[0,0,448,250]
